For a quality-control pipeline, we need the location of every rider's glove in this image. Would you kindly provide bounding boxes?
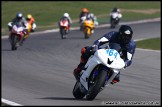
[123,62,127,69]
[91,44,98,52]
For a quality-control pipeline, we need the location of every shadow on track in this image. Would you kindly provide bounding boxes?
[39,97,88,101]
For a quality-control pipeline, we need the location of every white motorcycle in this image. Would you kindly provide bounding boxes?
[73,43,125,100]
[110,12,122,28]
[9,22,26,50]
[59,19,70,39]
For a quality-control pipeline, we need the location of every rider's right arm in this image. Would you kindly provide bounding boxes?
[93,31,115,47]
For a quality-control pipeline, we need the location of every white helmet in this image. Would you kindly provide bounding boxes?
[63,13,69,18]
[90,13,94,18]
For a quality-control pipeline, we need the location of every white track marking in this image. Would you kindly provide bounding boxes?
[1,98,22,106]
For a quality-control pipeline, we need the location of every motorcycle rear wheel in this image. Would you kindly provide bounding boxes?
[73,81,86,99]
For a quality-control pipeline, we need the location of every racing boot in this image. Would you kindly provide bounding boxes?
[73,67,82,81]
[73,62,86,81]
[73,47,89,81]
[111,72,120,85]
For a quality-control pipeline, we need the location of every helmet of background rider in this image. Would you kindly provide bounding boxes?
[112,7,118,12]
[63,13,69,18]
[82,8,89,13]
[26,14,32,20]
[16,12,23,20]
[118,25,133,44]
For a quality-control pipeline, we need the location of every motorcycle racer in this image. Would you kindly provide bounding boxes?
[109,7,122,26]
[84,14,95,34]
[79,8,89,23]
[59,13,72,32]
[26,14,36,32]
[8,12,27,31]
[73,25,136,84]
[8,12,28,45]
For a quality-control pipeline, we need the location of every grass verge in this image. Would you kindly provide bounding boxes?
[136,37,160,50]
[2,1,160,35]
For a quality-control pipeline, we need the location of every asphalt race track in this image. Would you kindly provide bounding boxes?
[2,21,161,106]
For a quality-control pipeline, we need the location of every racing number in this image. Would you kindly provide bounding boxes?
[106,49,118,59]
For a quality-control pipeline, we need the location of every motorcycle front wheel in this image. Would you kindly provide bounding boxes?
[11,35,18,50]
[84,27,91,39]
[60,28,67,39]
[86,70,107,100]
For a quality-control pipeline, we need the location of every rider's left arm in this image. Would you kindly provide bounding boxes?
[124,48,136,68]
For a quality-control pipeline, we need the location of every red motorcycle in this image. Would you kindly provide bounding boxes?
[9,23,25,50]
[59,19,69,39]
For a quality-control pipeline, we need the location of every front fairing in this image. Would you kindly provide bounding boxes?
[60,20,69,27]
[83,20,94,28]
[11,25,24,37]
[95,49,125,69]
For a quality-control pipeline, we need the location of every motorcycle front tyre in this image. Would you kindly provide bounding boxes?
[11,35,18,50]
[61,28,67,39]
[86,70,107,100]
[84,27,91,39]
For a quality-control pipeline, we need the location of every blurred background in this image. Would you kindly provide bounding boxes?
[1,1,160,35]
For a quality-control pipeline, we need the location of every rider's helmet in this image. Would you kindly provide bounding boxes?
[112,7,118,12]
[118,25,133,44]
[26,14,32,20]
[16,12,23,20]
[82,8,89,13]
[63,13,69,18]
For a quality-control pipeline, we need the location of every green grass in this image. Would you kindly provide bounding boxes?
[136,37,161,50]
[2,1,160,35]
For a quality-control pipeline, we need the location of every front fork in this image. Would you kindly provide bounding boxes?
[106,69,119,86]
[93,67,119,87]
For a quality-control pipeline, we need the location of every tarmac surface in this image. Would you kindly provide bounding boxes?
[2,21,161,105]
